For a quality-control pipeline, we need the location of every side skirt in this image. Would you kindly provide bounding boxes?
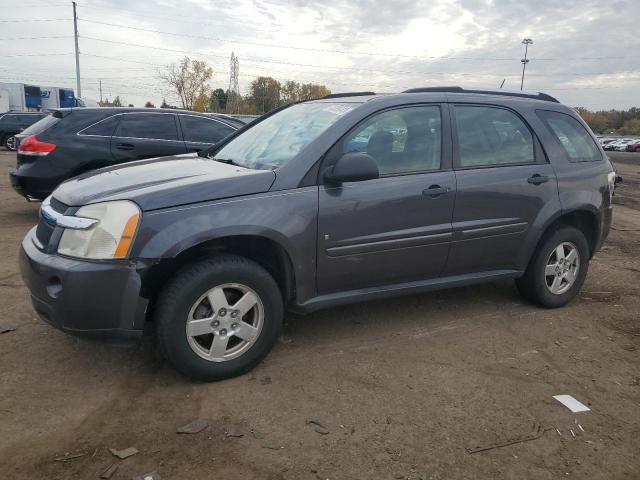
[291,269,523,314]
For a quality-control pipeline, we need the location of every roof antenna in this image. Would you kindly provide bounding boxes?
[499,78,506,89]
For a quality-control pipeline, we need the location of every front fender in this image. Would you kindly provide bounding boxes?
[132,188,319,303]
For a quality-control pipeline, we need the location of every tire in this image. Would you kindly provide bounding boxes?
[4,135,16,151]
[516,226,590,308]
[155,254,283,381]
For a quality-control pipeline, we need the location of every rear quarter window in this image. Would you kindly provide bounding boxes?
[537,110,602,162]
[79,115,121,136]
[20,114,60,136]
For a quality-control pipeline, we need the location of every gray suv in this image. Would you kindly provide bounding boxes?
[20,87,616,380]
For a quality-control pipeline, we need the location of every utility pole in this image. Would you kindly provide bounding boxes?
[520,38,533,91]
[72,1,81,99]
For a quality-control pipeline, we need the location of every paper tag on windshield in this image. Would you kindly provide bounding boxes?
[323,104,354,116]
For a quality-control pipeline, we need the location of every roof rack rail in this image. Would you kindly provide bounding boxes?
[321,91,376,99]
[401,86,559,103]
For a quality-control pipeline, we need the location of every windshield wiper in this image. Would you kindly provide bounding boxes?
[211,157,238,166]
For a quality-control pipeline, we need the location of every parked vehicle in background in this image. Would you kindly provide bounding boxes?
[625,140,640,152]
[0,111,47,150]
[10,107,244,200]
[604,139,626,151]
[40,86,76,110]
[614,139,634,151]
[0,83,43,112]
[19,87,616,381]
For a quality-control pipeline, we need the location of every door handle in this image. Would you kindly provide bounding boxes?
[527,174,549,185]
[422,185,448,197]
[116,143,135,151]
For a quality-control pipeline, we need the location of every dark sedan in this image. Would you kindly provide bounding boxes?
[10,107,244,200]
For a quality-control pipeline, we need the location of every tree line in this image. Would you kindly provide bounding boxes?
[577,107,640,135]
[156,57,331,115]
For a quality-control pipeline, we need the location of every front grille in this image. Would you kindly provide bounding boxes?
[35,197,68,247]
[35,219,55,247]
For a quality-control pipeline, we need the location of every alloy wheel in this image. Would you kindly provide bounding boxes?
[544,241,580,295]
[185,283,264,362]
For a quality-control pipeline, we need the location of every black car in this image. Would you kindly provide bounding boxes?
[9,107,243,200]
[0,111,48,150]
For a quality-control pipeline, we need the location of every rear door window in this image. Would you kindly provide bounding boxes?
[115,113,179,141]
[537,110,602,162]
[179,115,235,143]
[454,105,535,168]
[80,115,121,136]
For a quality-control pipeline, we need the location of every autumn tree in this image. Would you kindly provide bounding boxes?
[249,76,281,113]
[280,81,330,104]
[159,57,213,111]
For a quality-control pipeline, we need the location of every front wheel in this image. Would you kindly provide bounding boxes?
[155,255,283,381]
[516,226,590,308]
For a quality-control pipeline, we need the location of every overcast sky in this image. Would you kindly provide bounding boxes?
[1,0,639,109]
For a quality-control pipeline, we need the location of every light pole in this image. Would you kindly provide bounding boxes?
[72,1,81,99]
[520,38,533,91]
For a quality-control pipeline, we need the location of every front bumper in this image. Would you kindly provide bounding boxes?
[20,227,148,340]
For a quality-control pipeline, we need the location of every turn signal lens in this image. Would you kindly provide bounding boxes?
[114,212,140,258]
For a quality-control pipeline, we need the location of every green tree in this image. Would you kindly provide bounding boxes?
[249,76,281,113]
[208,88,227,112]
[144,101,155,108]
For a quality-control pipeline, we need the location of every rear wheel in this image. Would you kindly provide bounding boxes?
[155,255,283,381]
[516,226,590,308]
[4,135,16,150]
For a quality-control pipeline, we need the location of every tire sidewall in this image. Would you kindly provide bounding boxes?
[529,226,590,308]
[157,258,283,381]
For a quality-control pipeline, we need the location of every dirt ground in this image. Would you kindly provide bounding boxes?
[0,150,638,480]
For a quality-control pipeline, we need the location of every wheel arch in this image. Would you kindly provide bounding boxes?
[527,207,600,268]
[140,234,297,317]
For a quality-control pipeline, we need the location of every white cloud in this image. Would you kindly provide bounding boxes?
[0,0,638,109]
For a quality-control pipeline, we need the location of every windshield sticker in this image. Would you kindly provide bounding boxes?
[322,104,354,116]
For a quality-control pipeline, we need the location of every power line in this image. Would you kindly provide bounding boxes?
[0,35,73,40]
[75,3,285,34]
[2,52,73,57]
[77,38,640,82]
[77,18,525,61]
[0,18,70,23]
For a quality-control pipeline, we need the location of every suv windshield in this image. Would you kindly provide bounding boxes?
[211,102,356,170]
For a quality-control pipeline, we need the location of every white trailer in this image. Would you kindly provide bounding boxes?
[0,83,42,112]
[0,90,9,113]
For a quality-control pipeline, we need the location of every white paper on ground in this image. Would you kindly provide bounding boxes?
[553,395,591,413]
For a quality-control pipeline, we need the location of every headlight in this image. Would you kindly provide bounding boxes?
[58,201,141,259]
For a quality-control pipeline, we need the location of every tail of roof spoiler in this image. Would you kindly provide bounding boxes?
[51,109,73,118]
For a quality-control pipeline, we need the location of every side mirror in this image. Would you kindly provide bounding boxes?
[324,152,379,184]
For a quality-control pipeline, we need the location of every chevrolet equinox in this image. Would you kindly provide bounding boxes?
[20,87,616,381]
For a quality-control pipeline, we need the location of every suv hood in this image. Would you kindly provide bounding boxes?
[53,153,277,211]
